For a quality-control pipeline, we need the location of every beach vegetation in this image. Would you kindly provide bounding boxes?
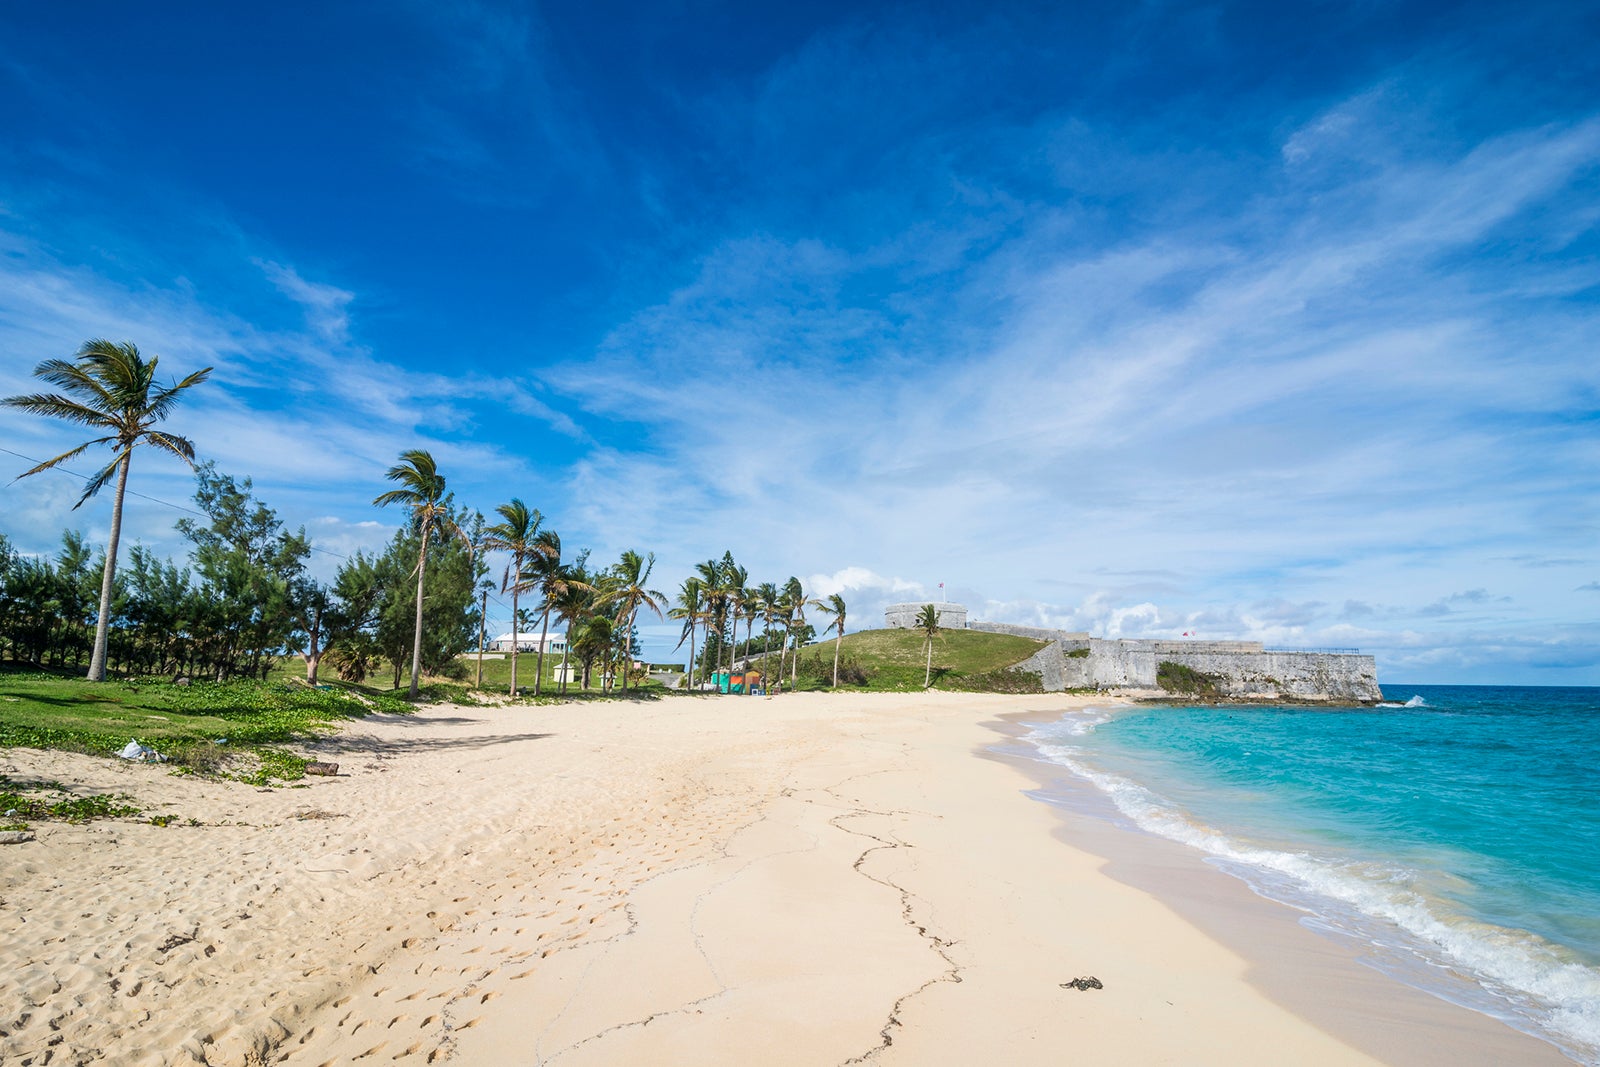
[1156,661,1222,696]
[0,667,402,780]
[0,777,141,823]
[2,339,212,682]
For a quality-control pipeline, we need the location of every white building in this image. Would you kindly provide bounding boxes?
[488,631,568,654]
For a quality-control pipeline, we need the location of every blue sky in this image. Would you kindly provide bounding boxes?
[2,1,1597,684]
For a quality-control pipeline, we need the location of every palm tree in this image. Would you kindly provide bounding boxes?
[723,561,748,680]
[2,340,212,681]
[526,529,570,696]
[602,549,668,694]
[694,557,728,679]
[482,499,549,697]
[669,577,705,691]
[814,593,848,687]
[779,576,810,689]
[372,449,456,699]
[739,592,761,694]
[916,603,941,687]
[550,565,596,695]
[754,581,780,687]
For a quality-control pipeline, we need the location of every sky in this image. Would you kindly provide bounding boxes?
[1,1,1597,685]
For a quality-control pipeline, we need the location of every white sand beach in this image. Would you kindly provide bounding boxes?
[0,692,1569,1066]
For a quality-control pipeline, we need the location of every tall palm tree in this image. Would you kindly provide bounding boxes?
[526,529,570,696]
[694,557,728,679]
[550,567,595,696]
[739,592,761,694]
[2,340,212,681]
[372,449,456,699]
[481,499,549,697]
[723,561,748,677]
[603,549,668,694]
[778,576,807,688]
[669,577,705,691]
[814,593,848,687]
[754,581,780,686]
[916,603,941,687]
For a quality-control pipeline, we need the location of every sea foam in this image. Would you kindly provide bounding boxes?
[1024,718,1600,1063]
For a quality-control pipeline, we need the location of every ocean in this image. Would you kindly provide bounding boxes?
[1020,685,1600,1064]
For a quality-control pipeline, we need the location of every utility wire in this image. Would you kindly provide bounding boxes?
[4,446,542,624]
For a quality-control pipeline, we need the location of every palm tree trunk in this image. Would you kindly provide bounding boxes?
[534,609,550,696]
[778,623,790,689]
[87,452,131,682]
[686,622,697,692]
[509,582,520,697]
[621,608,633,695]
[925,639,933,687]
[832,627,842,687]
[476,586,487,688]
[791,627,800,688]
[408,521,430,699]
[762,623,771,692]
[743,614,754,695]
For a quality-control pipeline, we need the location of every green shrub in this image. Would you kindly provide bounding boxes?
[1157,661,1221,696]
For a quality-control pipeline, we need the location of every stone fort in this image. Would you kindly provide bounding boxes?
[883,602,968,630]
[882,604,1380,702]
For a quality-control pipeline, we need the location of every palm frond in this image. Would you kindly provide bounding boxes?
[0,392,122,428]
[12,439,100,478]
[75,451,129,509]
[31,358,116,409]
[141,430,198,464]
[146,365,214,420]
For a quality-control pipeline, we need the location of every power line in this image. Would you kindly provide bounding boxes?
[3,447,541,608]
[2,446,352,563]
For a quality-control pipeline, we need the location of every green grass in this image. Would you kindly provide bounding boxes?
[751,628,1047,693]
[0,665,410,782]
[279,652,666,703]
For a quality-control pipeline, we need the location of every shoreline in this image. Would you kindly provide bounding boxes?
[0,691,1571,1065]
[986,703,1572,1066]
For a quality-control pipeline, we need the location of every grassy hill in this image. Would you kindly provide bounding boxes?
[761,627,1048,693]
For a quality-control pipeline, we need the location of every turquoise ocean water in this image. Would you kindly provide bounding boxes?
[1022,685,1600,1064]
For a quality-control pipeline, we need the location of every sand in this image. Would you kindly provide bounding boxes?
[0,691,1570,1066]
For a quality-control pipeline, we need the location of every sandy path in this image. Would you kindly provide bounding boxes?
[0,692,1568,1066]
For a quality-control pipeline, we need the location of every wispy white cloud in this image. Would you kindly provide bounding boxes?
[256,259,354,343]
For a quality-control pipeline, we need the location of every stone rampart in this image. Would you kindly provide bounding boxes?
[996,635,1380,703]
[884,602,968,630]
[968,621,1090,644]
[1159,649,1381,702]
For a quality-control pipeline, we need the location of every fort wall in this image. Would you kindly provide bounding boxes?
[884,602,968,630]
[968,622,1381,703]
